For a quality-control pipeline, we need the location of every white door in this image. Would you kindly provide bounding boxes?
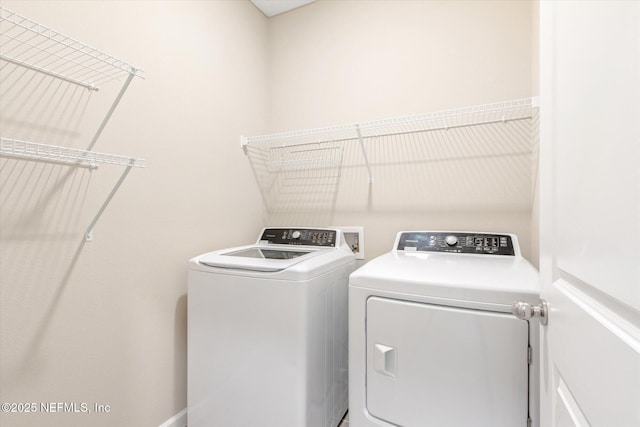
[538,2,640,426]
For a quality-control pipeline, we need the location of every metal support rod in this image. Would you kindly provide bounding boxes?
[355,124,374,183]
[0,54,99,91]
[244,115,533,153]
[243,99,534,146]
[85,159,135,242]
[86,69,136,152]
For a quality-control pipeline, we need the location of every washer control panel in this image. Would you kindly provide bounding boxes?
[397,232,515,256]
[260,228,337,247]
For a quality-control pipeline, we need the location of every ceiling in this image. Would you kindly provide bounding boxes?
[250,0,317,17]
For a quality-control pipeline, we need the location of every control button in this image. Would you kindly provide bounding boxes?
[445,235,458,246]
[291,230,301,239]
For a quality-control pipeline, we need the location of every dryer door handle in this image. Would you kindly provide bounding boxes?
[373,343,397,377]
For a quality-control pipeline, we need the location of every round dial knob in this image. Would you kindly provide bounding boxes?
[291,230,301,239]
[445,235,458,246]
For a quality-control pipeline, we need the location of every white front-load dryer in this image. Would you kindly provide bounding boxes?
[188,228,355,427]
[349,231,539,427]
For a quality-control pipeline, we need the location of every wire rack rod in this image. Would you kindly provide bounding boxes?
[242,98,538,146]
[0,138,145,169]
[0,53,99,91]
[0,6,144,90]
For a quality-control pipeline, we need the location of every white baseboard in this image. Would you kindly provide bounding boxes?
[158,408,187,427]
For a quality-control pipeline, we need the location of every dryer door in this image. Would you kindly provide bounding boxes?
[366,297,529,427]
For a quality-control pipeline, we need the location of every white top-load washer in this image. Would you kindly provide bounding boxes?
[349,231,540,427]
[188,227,355,427]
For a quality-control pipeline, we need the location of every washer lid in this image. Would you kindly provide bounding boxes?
[223,247,313,260]
[189,226,355,278]
[197,245,325,272]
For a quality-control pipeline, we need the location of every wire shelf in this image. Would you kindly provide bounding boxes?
[0,6,144,91]
[0,138,145,169]
[244,98,537,146]
[242,98,538,183]
[0,7,145,241]
[242,98,540,213]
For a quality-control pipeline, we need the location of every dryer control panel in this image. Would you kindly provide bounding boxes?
[260,228,337,247]
[396,232,515,256]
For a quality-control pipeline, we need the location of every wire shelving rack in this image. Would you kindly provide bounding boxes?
[0,6,144,90]
[242,97,539,185]
[0,6,145,241]
[240,98,538,213]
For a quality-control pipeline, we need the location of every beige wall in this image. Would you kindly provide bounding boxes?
[0,1,267,426]
[265,0,537,262]
[268,0,534,130]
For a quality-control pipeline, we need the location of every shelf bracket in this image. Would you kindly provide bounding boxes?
[240,135,249,154]
[355,124,374,183]
[86,68,136,152]
[85,158,136,242]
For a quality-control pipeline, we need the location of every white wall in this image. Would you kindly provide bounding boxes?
[0,2,267,426]
[265,0,537,262]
